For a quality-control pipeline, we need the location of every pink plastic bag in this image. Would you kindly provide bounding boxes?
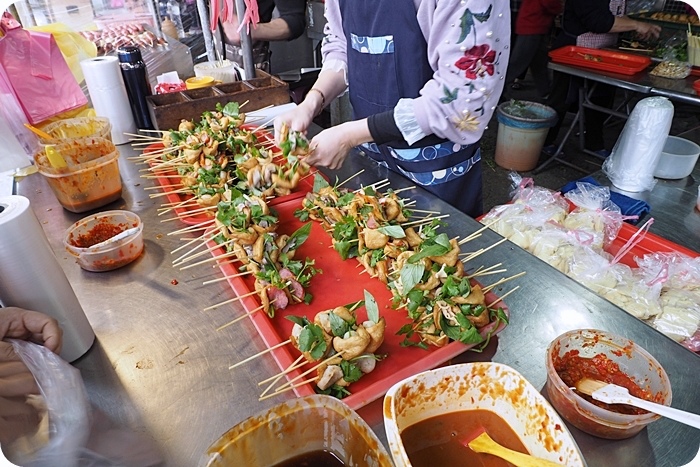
[0,13,87,124]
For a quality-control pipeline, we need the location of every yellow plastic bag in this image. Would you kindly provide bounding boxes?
[27,23,97,83]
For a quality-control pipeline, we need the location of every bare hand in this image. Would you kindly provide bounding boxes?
[0,343,41,445]
[303,125,355,170]
[635,22,661,41]
[273,104,315,147]
[0,394,41,445]
[0,307,62,354]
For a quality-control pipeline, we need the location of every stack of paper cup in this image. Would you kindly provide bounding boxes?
[81,56,137,145]
[0,196,95,362]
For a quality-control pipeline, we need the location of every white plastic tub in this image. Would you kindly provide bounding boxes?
[383,362,586,466]
[653,136,700,180]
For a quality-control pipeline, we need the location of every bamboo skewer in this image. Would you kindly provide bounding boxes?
[271,351,346,395]
[392,186,416,195]
[461,237,508,263]
[160,206,216,222]
[466,262,504,279]
[171,232,209,255]
[216,301,274,331]
[205,289,262,312]
[258,355,306,398]
[174,238,235,266]
[487,286,520,308]
[258,355,306,387]
[401,213,450,227]
[202,270,252,285]
[167,219,215,236]
[180,250,239,270]
[229,340,292,370]
[458,218,500,245]
[482,271,527,293]
[259,377,318,400]
[336,169,365,189]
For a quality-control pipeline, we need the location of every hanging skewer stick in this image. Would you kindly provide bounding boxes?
[160,206,217,223]
[461,237,508,263]
[401,214,450,228]
[270,351,347,395]
[168,219,215,236]
[258,355,306,398]
[171,231,209,255]
[205,289,263,312]
[466,262,504,279]
[124,131,164,139]
[144,184,182,191]
[458,218,500,246]
[482,271,526,293]
[135,129,167,134]
[149,188,192,199]
[258,355,306,387]
[180,249,239,270]
[174,238,236,266]
[259,377,318,401]
[216,301,274,331]
[392,186,416,195]
[336,169,365,189]
[229,339,293,370]
[409,208,441,215]
[202,270,253,285]
[487,286,520,308]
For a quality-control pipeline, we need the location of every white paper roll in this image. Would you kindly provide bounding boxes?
[603,97,674,193]
[0,196,95,362]
[81,56,137,145]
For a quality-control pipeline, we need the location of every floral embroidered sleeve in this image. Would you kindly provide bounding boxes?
[401,0,510,145]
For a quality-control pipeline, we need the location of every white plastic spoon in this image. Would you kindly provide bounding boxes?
[576,378,700,430]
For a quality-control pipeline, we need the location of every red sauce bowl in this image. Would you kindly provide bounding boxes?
[546,329,672,439]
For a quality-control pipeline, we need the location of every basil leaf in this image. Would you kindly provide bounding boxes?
[377,225,406,238]
[298,327,315,352]
[329,312,350,337]
[336,192,356,207]
[364,290,379,324]
[400,263,425,296]
[313,173,330,192]
[408,234,451,263]
[285,315,308,327]
[286,223,312,251]
[222,102,240,118]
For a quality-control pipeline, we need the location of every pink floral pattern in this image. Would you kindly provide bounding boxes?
[455,44,496,80]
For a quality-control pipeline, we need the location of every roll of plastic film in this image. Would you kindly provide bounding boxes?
[0,195,95,362]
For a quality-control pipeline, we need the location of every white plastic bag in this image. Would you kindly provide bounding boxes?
[7,339,90,467]
[603,97,674,192]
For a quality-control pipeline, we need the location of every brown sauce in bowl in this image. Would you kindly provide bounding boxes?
[401,409,528,466]
[272,450,344,467]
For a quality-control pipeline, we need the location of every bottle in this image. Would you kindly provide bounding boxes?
[167,0,185,38]
[117,45,154,130]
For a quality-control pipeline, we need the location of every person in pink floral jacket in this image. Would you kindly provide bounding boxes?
[275,0,510,217]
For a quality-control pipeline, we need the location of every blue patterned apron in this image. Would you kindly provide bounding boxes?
[339,0,483,217]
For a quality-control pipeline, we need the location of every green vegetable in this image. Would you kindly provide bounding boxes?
[377,225,406,238]
[364,290,379,324]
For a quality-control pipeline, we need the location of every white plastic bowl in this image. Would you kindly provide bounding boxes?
[653,136,700,180]
[383,362,587,467]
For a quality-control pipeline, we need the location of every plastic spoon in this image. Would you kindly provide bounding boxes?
[576,378,700,430]
[23,123,54,141]
[461,429,563,467]
[45,145,67,169]
[86,227,140,250]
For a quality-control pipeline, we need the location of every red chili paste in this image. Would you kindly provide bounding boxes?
[72,221,125,248]
[554,350,655,415]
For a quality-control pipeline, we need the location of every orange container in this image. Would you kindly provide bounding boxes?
[34,137,122,213]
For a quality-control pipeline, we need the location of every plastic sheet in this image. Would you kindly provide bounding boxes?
[563,182,627,249]
[603,97,674,192]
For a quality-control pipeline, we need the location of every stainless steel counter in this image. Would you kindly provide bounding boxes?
[15,140,700,467]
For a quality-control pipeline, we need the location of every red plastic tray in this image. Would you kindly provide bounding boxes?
[143,129,324,225]
[209,198,510,410]
[607,223,699,267]
[549,46,652,75]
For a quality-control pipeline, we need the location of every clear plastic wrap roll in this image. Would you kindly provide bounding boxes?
[0,195,95,362]
[603,97,674,193]
[80,56,137,145]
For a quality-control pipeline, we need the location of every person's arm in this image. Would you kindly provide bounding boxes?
[272,0,307,40]
[222,0,306,44]
[609,16,660,39]
[388,0,511,146]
